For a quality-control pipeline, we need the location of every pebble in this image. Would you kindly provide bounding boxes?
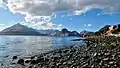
[25,60,31,63]
[17,59,24,65]
[12,56,18,60]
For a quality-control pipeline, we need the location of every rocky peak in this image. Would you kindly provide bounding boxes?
[0,23,40,35]
[61,28,69,33]
[95,24,120,35]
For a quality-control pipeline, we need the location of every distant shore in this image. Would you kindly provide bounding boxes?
[7,36,120,68]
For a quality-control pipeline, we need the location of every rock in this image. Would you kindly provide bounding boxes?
[12,56,18,60]
[28,66,32,68]
[51,56,59,62]
[95,58,101,63]
[103,58,109,61]
[108,61,114,65]
[56,63,62,66]
[83,56,89,59]
[36,58,44,63]
[31,60,37,64]
[4,55,9,58]
[25,60,31,63]
[1,63,3,66]
[17,59,24,65]
[31,56,35,59]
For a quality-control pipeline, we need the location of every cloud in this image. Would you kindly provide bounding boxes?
[0,0,120,28]
[84,24,92,27]
[88,24,92,27]
[0,24,5,26]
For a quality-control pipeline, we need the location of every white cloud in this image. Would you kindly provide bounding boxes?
[88,24,92,27]
[84,24,92,27]
[1,0,120,16]
[0,0,120,28]
[0,24,5,26]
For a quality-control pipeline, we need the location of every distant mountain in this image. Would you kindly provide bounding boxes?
[0,24,80,36]
[51,28,80,36]
[80,30,94,37]
[37,29,59,35]
[0,23,41,35]
[70,31,80,36]
[95,24,120,35]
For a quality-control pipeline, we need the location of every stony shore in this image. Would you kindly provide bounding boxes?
[10,36,120,68]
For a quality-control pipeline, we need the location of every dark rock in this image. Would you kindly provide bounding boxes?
[31,56,35,59]
[4,55,9,58]
[51,56,59,62]
[28,66,32,68]
[83,56,89,59]
[31,60,37,64]
[25,60,31,63]
[12,56,17,60]
[95,58,101,63]
[1,63,3,66]
[36,57,45,63]
[44,58,49,62]
[17,59,24,65]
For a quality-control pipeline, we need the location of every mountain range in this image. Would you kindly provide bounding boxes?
[0,23,94,36]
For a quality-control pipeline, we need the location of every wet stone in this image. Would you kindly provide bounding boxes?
[31,60,37,64]
[31,56,35,59]
[28,66,32,68]
[25,60,31,63]
[17,59,24,65]
[36,58,44,63]
[12,56,18,60]
[1,63,3,66]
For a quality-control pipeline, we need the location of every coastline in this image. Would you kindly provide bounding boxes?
[7,36,120,68]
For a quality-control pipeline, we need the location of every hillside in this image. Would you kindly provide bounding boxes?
[95,24,120,36]
[0,23,41,35]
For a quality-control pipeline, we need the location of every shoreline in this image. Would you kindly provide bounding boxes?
[5,36,120,68]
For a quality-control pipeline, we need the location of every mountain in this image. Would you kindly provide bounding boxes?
[95,25,111,35]
[70,31,80,36]
[0,23,41,35]
[0,24,80,36]
[111,24,120,34]
[37,29,59,35]
[95,24,120,35]
[51,28,80,36]
[80,30,94,37]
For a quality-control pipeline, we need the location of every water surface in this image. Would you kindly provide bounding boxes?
[0,36,83,67]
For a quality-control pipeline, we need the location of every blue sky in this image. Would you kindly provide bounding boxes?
[0,0,120,32]
[0,7,120,32]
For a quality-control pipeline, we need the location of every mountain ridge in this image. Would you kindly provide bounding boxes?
[0,23,95,37]
[95,24,120,36]
[0,23,41,35]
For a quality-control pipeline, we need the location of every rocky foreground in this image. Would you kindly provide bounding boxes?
[10,36,120,68]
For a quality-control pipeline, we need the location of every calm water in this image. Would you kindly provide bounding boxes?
[0,36,83,67]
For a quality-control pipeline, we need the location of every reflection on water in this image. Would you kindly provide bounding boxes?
[0,36,82,66]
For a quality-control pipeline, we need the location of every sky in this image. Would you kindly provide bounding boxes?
[0,0,120,32]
